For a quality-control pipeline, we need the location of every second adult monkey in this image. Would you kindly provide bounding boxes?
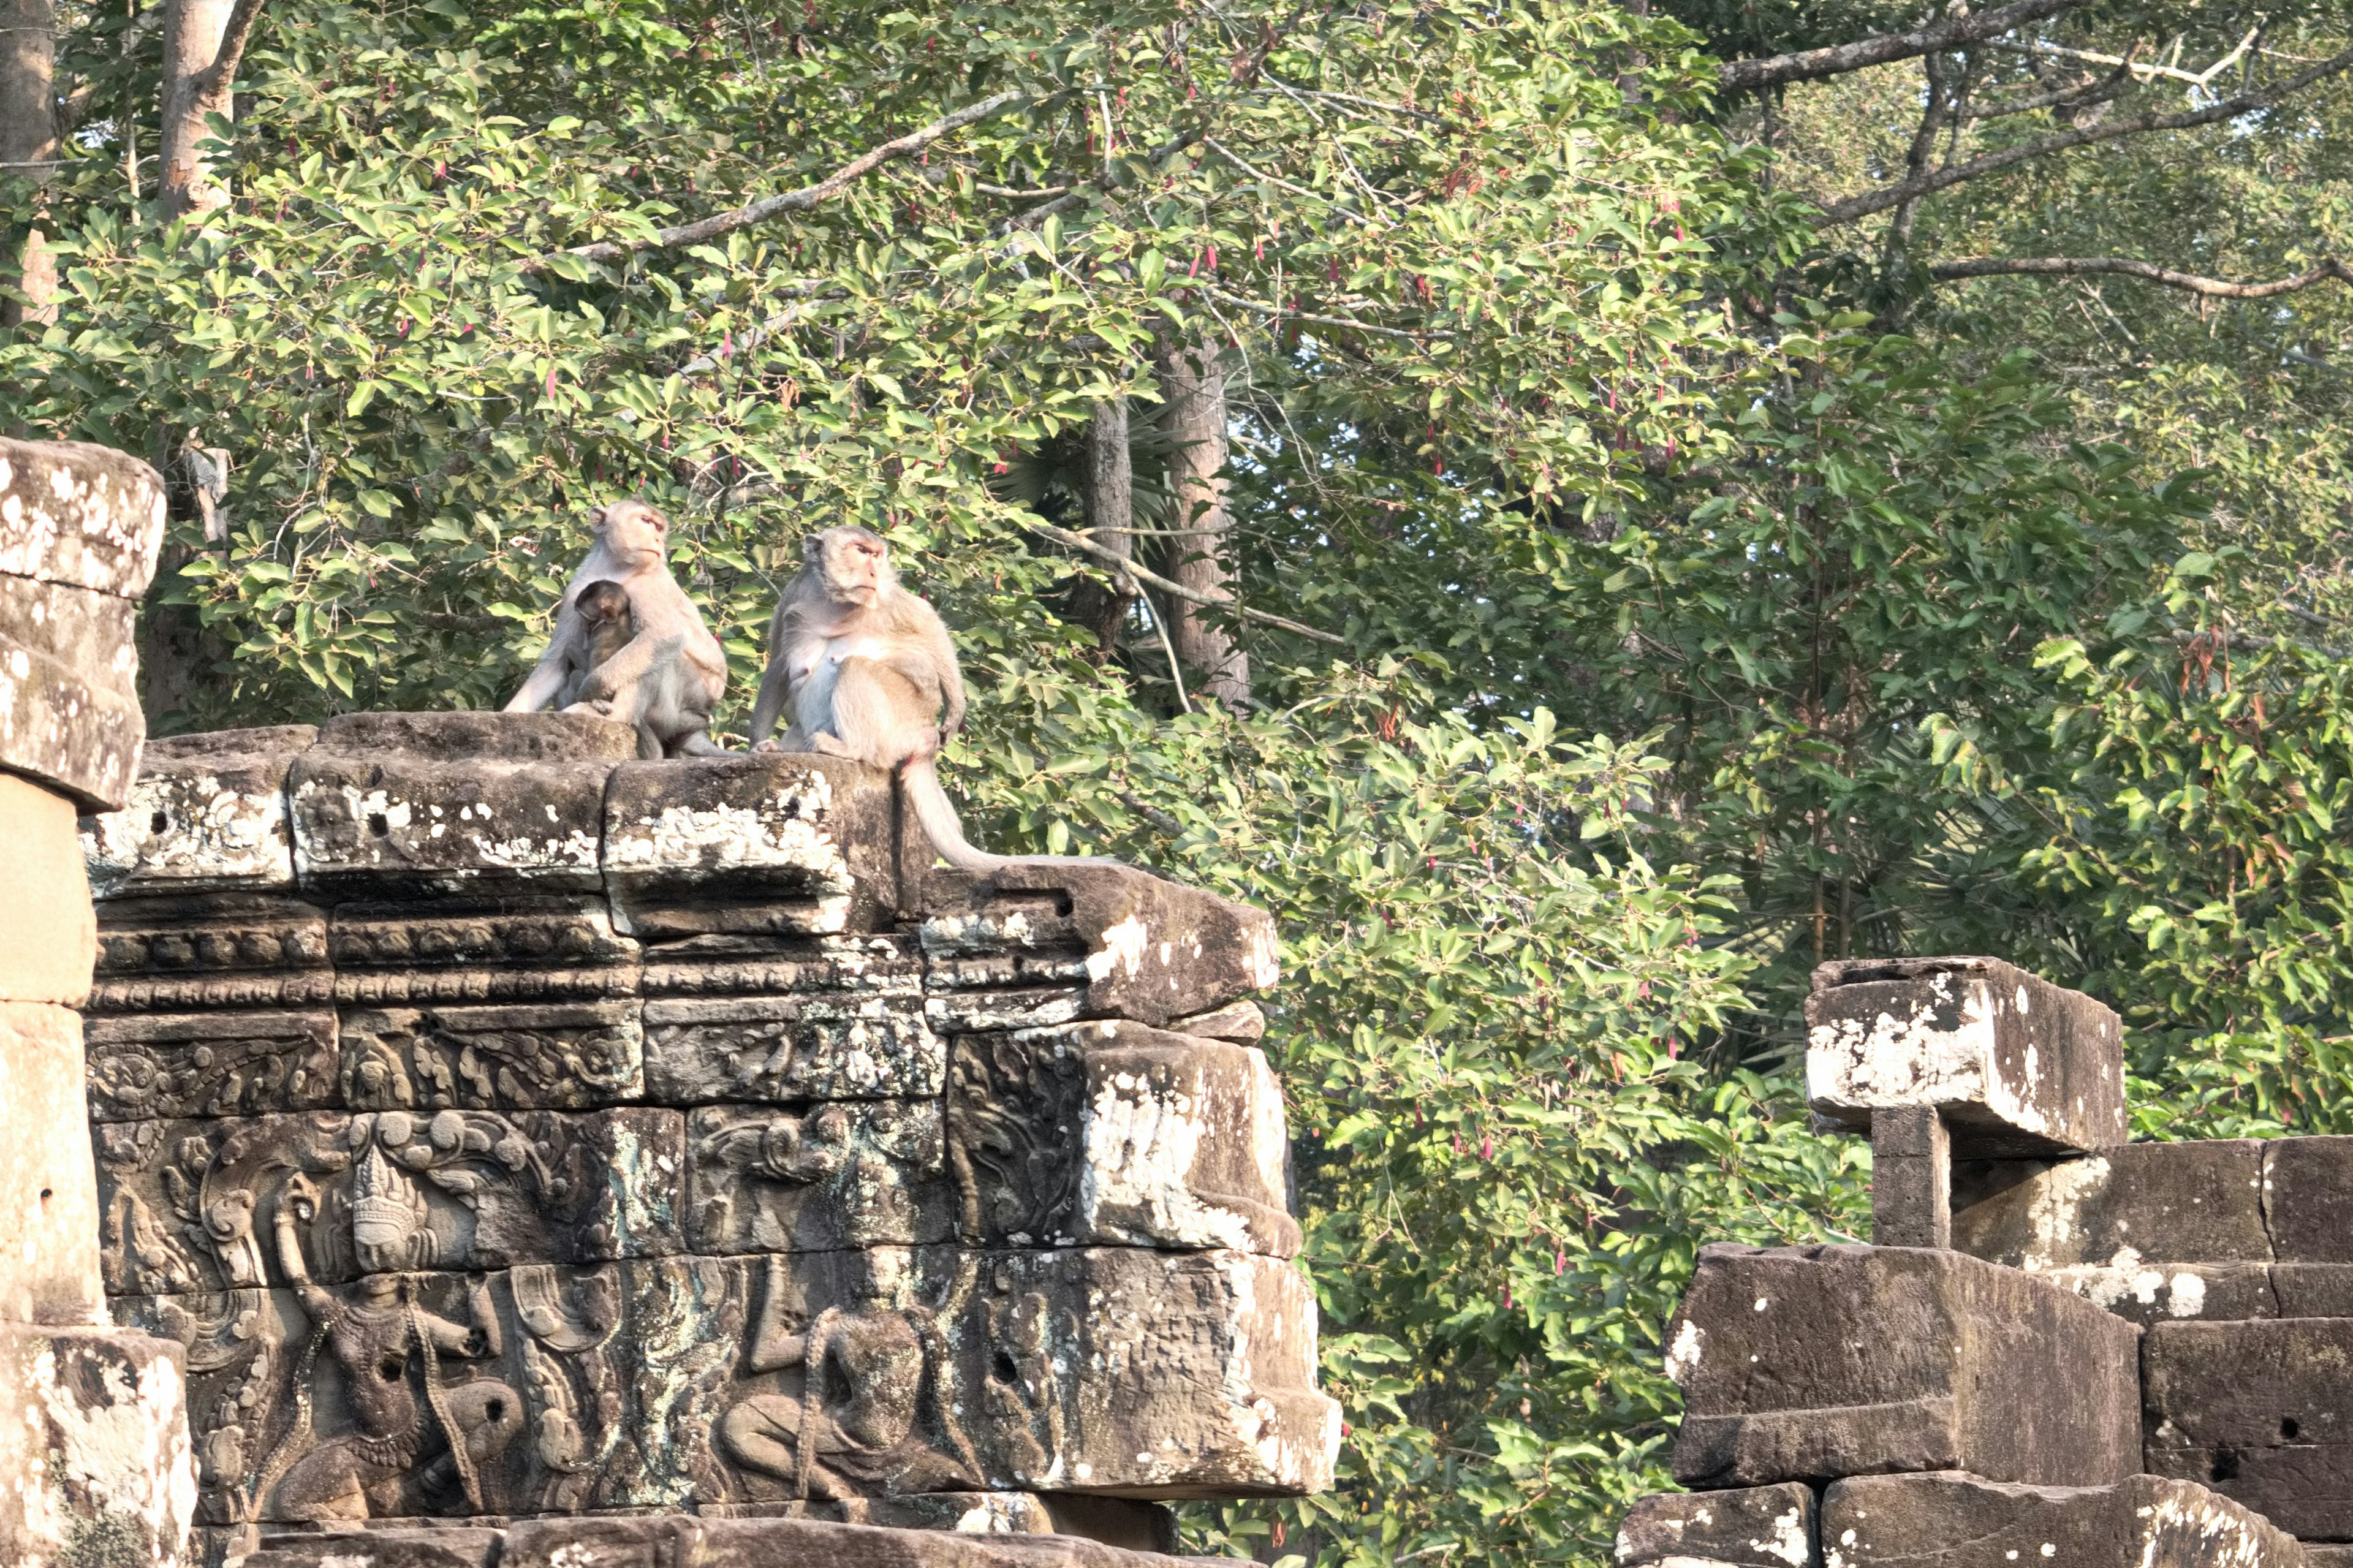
[748,525,1086,875]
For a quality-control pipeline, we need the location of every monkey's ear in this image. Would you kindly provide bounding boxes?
[802,533,826,565]
[588,505,611,532]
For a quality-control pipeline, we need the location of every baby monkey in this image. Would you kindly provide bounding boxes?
[558,580,637,710]
[749,525,1083,875]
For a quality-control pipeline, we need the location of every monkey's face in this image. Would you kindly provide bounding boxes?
[592,501,670,571]
[809,526,891,606]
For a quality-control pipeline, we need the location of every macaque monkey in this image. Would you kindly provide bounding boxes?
[506,500,729,760]
[748,525,1085,875]
[554,579,636,710]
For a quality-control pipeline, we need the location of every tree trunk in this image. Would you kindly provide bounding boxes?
[1069,397,1137,653]
[1158,338,1250,706]
[158,0,235,215]
[0,0,59,328]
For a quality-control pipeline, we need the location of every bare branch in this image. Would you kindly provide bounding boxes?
[192,0,268,96]
[1719,0,2089,94]
[1985,25,2262,88]
[1202,284,1445,342]
[1018,517,1348,645]
[1819,44,2353,224]
[548,91,1026,270]
[1930,254,2353,298]
[1957,58,2132,121]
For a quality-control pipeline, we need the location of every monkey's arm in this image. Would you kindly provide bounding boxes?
[748,651,794,746]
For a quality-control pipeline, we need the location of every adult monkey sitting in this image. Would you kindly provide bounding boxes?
[749,525,1083,874]
[506,500,728,759]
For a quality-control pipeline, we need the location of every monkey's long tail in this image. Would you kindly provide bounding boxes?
[901,758,1093,876]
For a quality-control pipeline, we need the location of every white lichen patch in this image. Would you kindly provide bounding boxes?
[1085,914,1151,983]
[0,447,167,596]
[11,1337,197,1568]
[1752,1507,1811,1568]
[1080,1069,1258,1250]
[1665,1317,1705,1384]
[605,780,849,890]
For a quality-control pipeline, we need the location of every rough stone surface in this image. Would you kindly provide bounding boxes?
[1616,1483,1814,1567]
[233,1514,1208,1568]
[80,713,1327,1540]
[0,439,165,812]
[0,769,99,1006]
[1950,1142,2275,1324]
[2143,1317,2353,1539]
[0,1322,199,1568]
[1806,957,2126,1157]
[1664,1243,2140,1489]
[1819,1471,2303,1568]
[1870,1106,1950,1249]
[1,1000,110,1326]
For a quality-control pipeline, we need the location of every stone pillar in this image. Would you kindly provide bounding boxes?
[0,437,197,1567]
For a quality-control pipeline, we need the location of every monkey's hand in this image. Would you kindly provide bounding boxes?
[751,738,780,755]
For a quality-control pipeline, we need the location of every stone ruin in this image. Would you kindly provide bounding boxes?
[0,431,1336,1567]
[75,708,1336,1566]
[1618,955,2353,1568]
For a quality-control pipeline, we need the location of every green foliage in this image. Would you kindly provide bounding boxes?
[19,0,2353,1559]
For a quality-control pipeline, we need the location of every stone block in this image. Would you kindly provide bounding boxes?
[1806,958,2125,1157]
[602,754,897,938]
[0,561,149,814]
[2267,1264,2353,1317]
[80,726,316,895]
[83,1007,339,1121]
[94,1107,685,1293]
[289,716,631,894]
[1,1000,108,1325]
[644,991,942,1102]
[340,999,646,1110]
[917,864,1280,1030]
[2260,1137,2353,1263]
[1950,1142,2274,1323]
[495,1515,1200,1568]
[2143,1316,2353,1537]
[640,933,926,1001]
[0,770,97,1006]
[688,1100,952,1252]
[0,1320,197,1568]
[1869,1106,1950,1249]
[950,1023,1299,1256]
[1665,1243,2140,1489]
[0,437,164,811]
[0,437,168,599]
[1819,1472,2303,1568]
[247,1527,503,1567]
[1616,1483,1814,1567]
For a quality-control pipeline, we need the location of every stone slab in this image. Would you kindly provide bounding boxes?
[83,1007,340,1121]
[0,437,168,599]
[340,998,646,1110]
[0,769,97,1006]
[917,863,1280,1031]
[2143,1316,2353,1537]
[0,1320,197,1568]
[645,991,944,1102]
[602,754,897,939]
[1806,958,2125,1157]
[1616,1483,1814,1567]
[493,1515,1203,1568]
[1665,1243,2140,1489]
[1870,1106,1949,1249]
[0,568,150,814]
[289,745,618,895]
[689,1100,952,1251]
[2261,1137,2353,1263]
[951,1023,1299,1256]
[81,727,315,896]
[1819,1471,2303,1568]
[1,999,109,1325]
[93,1105,686,1293]
[127,1245,1332,1525]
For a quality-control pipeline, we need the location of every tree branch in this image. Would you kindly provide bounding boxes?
[1818,44,2353,224]
[1018,517,1348,645]
[192,0,268,96]
[1930,254,2353,298]
[1718,0,2089,94]
[547,90,1027,270]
